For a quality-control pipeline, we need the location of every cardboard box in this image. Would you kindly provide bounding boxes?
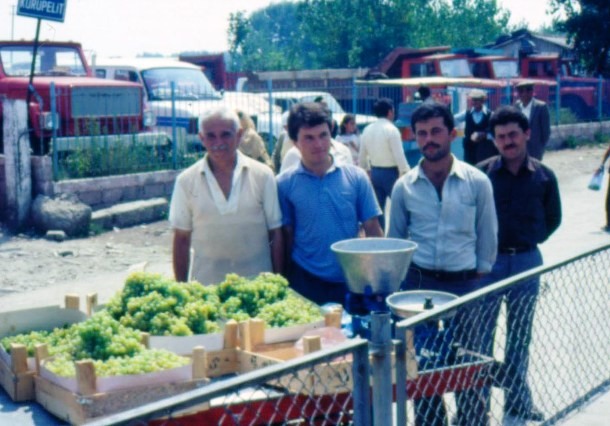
[0,295,87,401]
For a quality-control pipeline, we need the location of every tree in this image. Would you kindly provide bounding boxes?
[551,0,610,76]
[228,0,511,71]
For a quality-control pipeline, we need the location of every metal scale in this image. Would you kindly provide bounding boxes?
[331,237,459,365]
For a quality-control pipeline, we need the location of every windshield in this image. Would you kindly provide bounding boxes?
[0,45,87,77]
[439,59,472,77]
[492,60,519,78]
[141,67,221,101]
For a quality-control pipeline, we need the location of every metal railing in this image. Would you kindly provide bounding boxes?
[84,243,610,425]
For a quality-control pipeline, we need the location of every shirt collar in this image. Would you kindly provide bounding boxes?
[410,154,465,183]
[295,153,338,176]
[200,151,248,176]
[470,106,488,114]
[491,154,536,174]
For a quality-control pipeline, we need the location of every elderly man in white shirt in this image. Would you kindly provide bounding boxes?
[169,107,283,285]
[359,98,410,229]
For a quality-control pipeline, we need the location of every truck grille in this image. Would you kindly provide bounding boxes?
[71,87,141,118]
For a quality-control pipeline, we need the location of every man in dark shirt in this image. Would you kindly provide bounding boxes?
[478,106,562,422]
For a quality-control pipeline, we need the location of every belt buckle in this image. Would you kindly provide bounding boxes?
[506,247,518,255]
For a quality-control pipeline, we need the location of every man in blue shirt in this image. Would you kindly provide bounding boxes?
[277,102,383,307]
[478,106,562,422]
[388,102,498,426]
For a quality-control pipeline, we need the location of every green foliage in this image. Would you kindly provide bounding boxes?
[228,0,511,71]
[551,0,610,76]
[55,139,173,180]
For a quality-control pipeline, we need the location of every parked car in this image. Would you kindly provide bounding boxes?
[92,58,281,152]
[255,90,377,138]
[0,41,162,155]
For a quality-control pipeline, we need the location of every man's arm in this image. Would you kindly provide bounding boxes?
[389,126,410,175]
[362,217,384,237]
[475,177,498,273]
[544,172,562,239]
[282,225,294,273]
[540,102,551,146]
[172,229,192,282]
[269,227,284,275]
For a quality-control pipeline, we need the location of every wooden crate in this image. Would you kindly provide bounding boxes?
[0,295,86,401]
[34,346,209,425]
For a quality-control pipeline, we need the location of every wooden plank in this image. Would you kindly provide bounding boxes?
[35,375,207,425]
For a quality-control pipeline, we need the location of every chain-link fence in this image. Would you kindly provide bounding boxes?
[82,243,609,426]
[395,243,610,426]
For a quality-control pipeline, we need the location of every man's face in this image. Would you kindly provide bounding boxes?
[493,122,530,162]
[295,123,332,168]
[199,118,241,163]
[414,117,456,162]
[472,98,485,111]
[516,86,534,105]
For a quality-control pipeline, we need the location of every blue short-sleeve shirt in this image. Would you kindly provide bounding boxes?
[277,160,381,282]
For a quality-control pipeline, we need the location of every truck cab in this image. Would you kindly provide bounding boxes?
[92,58,283,151]
[0,41,160,155]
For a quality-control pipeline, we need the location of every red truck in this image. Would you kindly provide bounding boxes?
[0,40,161,155]
[468,53,609,119]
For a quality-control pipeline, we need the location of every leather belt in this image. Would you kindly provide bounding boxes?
[411,263,477,282]
[498,246,535,255]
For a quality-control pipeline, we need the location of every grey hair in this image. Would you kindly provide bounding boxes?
[200,107,240,133]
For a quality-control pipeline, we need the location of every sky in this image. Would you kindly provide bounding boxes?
[1,0,556,58]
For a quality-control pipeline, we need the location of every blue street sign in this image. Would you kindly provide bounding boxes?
[17,0,67,23]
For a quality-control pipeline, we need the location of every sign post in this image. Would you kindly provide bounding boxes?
[16,0,68,154]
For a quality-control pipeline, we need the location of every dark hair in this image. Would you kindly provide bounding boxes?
[287,102,333,141]
[372,98,394,118]
[339,114,356,135]
[417,85,431,100]
[410,102,455,133]
[488,105,529,136]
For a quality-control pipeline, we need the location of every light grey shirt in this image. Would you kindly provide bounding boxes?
[388,156,498,273]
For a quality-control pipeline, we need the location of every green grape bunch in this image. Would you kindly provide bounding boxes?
[257,295,324,327]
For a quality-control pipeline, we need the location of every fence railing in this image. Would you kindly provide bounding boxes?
[84,243,610,425]
[43,76,610,180]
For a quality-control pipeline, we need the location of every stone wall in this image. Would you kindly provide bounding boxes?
[548,121,610,149]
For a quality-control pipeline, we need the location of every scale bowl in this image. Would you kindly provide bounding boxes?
[386,290,458,318]
[331,238,417,295]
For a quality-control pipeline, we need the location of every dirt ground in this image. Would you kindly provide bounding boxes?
[0,144,608,303]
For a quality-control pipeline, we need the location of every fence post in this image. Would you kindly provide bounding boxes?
[352,76,357,114]
[394,329,408,426]
[171,81,177,169]
[2,99,32,231]
[598,75,603,121]
[50,82,58,180]
[352,339,372,426]
[555,74,561,126]
[370,312,393,425]
[266,78,274,154]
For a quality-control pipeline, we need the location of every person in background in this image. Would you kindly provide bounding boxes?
[388,102,497,426]
[478,106,561,422]
[463,89,497,165]
[418,85,433,103]
[277,102,383,307]
[271,111,294,172]
[514,81,550,160]
[169,107,283,285]
[358,98,410,230]
[336,114,360,165]
[595,144,610,232]
[236,110,274,170]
